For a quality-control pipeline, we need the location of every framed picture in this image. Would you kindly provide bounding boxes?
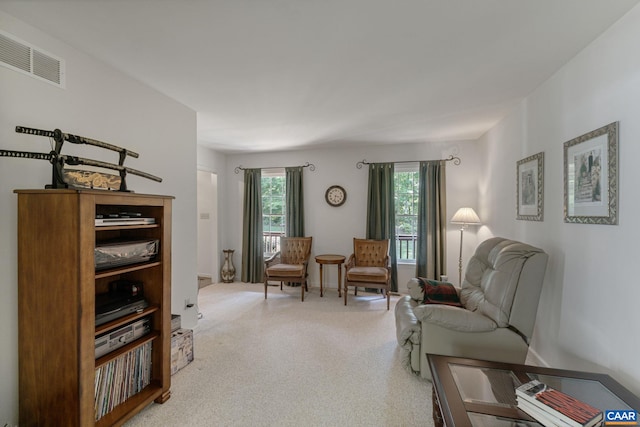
[517,152,544,221]
[563,122,619,225]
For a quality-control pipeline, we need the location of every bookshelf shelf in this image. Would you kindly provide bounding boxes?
[16,189,173,426]
[95,261,162,280]
[95,305,159,336]
[95,331,159,369]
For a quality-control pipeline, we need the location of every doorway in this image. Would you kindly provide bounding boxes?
[197,170,218,287]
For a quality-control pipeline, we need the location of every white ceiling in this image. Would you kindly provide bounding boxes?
[1,0,638,154]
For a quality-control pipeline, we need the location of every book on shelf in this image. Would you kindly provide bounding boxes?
[516,379,603,427]
[94,342,152,421]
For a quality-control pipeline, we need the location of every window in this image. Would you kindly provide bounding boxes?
[261,170,285,254]
[394,164,419,262]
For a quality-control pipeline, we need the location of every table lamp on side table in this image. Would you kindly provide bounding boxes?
[450,207,481,286]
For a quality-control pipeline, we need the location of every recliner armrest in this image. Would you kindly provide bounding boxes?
[413,304,497,333]
[394,296,421,348]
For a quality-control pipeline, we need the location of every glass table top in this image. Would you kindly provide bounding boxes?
[450,364,522,408]
[528,373,633,411]
[448,362,634,412]
[467,412,542,427]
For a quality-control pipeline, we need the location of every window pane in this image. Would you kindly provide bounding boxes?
[262,173,286,252]
[394,169,419,261]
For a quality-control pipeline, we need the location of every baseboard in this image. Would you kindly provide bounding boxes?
[198,275,213,288]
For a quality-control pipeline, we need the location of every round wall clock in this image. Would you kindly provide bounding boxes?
[325,185,347,207]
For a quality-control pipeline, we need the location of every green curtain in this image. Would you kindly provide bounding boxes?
[366,163,398,292]
[416,161,447,279]
[285,166,304,237]
[241,168,264,283]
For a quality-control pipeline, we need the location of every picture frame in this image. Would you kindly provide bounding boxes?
[563,121,618,225]
[517,152,544,221]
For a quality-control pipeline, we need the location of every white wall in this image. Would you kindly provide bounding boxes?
[197,170,218,279]
[0,12,198,423]
[225,141,481,292]
[478,4,640,396]
[197,145,229,280]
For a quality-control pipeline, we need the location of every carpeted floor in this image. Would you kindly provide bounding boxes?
[125,282,434,426]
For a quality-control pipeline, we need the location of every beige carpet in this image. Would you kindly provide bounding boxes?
[125,282,434,426]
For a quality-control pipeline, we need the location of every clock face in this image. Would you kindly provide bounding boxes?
[325,185,346,207]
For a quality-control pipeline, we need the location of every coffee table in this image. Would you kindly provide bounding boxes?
[427,353,640,427]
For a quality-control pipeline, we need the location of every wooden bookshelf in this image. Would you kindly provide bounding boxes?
[15,189,173,426]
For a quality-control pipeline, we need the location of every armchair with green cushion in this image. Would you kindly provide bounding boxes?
[395,237,548,379]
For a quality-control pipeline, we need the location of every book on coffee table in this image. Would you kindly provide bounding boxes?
[516,380,603,427]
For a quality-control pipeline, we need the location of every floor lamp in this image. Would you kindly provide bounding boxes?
[450,207,481,286]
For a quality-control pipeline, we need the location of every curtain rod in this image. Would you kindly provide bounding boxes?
[234,162,316,174]
[355,155,461,169]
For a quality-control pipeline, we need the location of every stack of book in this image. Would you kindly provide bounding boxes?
[515,380,603,427]
[94,342,152,421]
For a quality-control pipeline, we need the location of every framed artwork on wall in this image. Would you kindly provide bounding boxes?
[563,121,619,225]
[516,151,544,221]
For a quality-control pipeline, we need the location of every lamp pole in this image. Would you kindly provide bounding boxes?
[450,207,481,287]
[457,224,466,286]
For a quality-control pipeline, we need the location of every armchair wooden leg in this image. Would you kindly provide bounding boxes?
[344,286,348,306]
[264,280,268,299]
[387,289,390,310]
[301,282,305,302]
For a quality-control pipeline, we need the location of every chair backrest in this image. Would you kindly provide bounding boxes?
[353,238,389,267]
[460,237,548,341]
[279,237,312,264]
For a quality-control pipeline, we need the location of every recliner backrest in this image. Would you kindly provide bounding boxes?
[460,237,548,340]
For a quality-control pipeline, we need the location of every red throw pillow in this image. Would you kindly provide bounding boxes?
[416,277,463,307]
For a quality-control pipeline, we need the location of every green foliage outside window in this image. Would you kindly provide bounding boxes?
[262,174,286,236]
[395,170,419,261]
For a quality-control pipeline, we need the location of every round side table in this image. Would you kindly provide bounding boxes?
[314,254,346,297]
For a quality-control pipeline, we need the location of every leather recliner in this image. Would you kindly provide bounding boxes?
[395,237,548,379]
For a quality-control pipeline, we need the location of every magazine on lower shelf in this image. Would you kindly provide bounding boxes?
[516,379,603,427]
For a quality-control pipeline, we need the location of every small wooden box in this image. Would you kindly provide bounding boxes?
[171,328,193,375]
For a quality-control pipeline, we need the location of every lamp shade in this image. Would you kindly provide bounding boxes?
[451,207,481,225]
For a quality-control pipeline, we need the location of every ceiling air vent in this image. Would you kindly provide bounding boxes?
[0,30,65,88]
